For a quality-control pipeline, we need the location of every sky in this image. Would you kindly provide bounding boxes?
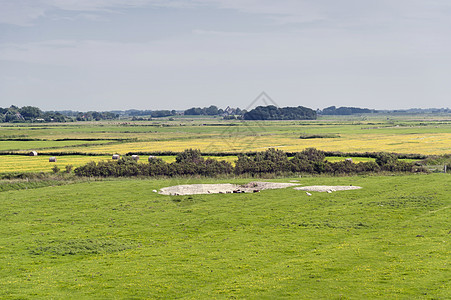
[0,0,450,111]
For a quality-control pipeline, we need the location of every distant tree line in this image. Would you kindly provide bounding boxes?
[319,106,377,115]
[184,105,224,116]
[75,111,119,121]
[74,148,426,177]
[0,105,66,123]
[243,105,316,120]
[0,105,120,123]
[127,109,177,118]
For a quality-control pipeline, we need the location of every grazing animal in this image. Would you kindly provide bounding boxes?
[306,192,312,196]
[152,190,157,193]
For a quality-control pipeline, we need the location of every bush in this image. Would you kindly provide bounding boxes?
[74,148,427,177]
[65,165,73,173]
[52,165,60,173]
[375,152,398,166]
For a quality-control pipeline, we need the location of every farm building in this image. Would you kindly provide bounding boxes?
[49,157,57,162]
[29,151,38,156]
[112,154,120,160]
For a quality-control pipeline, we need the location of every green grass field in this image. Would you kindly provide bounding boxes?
[0,174,449,298]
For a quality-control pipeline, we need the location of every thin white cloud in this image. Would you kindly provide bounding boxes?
[2,0,451,27]
[0,0,194,26]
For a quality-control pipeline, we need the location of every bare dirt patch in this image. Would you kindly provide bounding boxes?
[159,182,299,196]
[294,186,362,192]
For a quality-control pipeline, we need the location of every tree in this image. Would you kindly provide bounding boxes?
[19,106,42,120]
[375,152,397,166]
[205,105,219,115]
[243,105,316,120]
[175,149,204,164]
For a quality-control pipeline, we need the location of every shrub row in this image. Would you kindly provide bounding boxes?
[75,149,233,177]
[74,148,427,177]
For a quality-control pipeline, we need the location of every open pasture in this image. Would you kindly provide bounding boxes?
[0,174,449,298]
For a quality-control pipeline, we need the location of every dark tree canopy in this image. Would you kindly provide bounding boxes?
[321,106,376,115]
[183,105,225,116]
[243,105,316,120]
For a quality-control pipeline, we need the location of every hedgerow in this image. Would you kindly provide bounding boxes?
[74,148,427,177]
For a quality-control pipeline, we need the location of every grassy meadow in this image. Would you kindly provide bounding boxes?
[0,174,449,298]
[0,115,450,298]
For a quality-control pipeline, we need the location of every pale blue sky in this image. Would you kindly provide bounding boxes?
[1,0,450,110]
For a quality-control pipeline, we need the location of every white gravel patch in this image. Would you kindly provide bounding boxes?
[159,182,299,196]
[294,186,362,192]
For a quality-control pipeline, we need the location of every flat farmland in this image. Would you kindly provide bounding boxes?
[1,117,450,156]
[1,116,449,173]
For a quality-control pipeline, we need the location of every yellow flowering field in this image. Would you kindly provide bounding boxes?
[0,155,242,173]
[0,155,111,173]
[39,132,451,155]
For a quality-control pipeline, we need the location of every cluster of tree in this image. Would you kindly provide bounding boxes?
[243,105,316,120]
[0,105,121,122]
[74,149,233,177]
[0,106,66,123]
[74,148,426,177]
[126,109,153,116]
[235,149,424,175]
[75,111,118,121]
[126,109,177,118]
[184,105,225,116]
[320,106,376,115]
[150,110,177,118]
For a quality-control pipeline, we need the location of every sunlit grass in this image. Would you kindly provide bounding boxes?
[0,174,449,298]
